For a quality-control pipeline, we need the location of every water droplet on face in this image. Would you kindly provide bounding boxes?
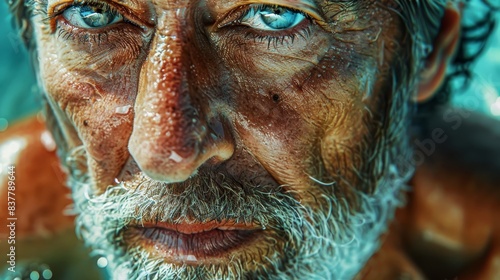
[176,8,186,17]
[115,105,132,115]
[152,114,161,123]
[186,255,197,262]
[169,151,184,163]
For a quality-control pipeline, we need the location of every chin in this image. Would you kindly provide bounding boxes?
[67,145,412,279]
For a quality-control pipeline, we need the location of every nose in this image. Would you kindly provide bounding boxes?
[128,10,233,182]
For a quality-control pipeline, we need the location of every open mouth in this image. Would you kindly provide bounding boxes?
[127,221,263,264]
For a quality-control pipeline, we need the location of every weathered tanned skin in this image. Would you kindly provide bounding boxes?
[1,0,499,278]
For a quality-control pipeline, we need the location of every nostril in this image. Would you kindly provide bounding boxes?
[129,134,234,183]
[208,119,225,139]
[131,151,199,183]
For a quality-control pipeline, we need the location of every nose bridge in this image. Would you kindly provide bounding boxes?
[136,9,195,146]
[129,9,209,182]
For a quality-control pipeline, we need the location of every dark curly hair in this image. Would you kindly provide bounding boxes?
[418,0,499,114]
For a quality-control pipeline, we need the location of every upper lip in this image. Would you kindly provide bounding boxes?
[132,220,263,234]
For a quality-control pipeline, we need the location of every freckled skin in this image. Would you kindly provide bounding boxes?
[2,0,495,278]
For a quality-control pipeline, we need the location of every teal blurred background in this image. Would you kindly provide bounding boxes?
[0,2,41,129]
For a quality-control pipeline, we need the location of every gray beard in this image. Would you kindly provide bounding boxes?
[66,143,413,280]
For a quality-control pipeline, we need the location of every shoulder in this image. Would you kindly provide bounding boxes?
[0,114,73,238]
[400,106,500,278]
[415,106,500,185]
[0,115,103,280]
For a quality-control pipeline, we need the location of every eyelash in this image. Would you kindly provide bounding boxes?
[49,0,133,45]
[57,22,111,44]
[50,2,313,48]
[243,25,312,49]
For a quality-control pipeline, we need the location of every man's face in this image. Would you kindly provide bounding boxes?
[32,0,414,278]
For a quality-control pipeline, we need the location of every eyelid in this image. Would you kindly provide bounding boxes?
[48,0,154,31]
[216,0,326,28]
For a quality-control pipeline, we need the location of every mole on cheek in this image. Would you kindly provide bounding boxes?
[272,94,280,103]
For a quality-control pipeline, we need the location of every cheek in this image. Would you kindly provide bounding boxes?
[34,22,142,167]
[224,75,330,186]
[213,41,381,186]
[35,15,147,104]
[232,101,317,186]
[215,29,331,83]
[55,20,148,76]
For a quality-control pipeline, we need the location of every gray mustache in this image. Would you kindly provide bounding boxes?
[65,145,301,228]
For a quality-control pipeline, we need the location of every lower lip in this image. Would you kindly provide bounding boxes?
[127,227,260,263]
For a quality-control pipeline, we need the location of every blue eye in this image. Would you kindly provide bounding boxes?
[62,4,123,29]
[240,5,306,31]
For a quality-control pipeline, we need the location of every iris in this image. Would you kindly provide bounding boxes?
[63,4,123,28]
[241,5,305,30]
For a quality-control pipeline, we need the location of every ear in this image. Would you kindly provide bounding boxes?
[414,2,461,103]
